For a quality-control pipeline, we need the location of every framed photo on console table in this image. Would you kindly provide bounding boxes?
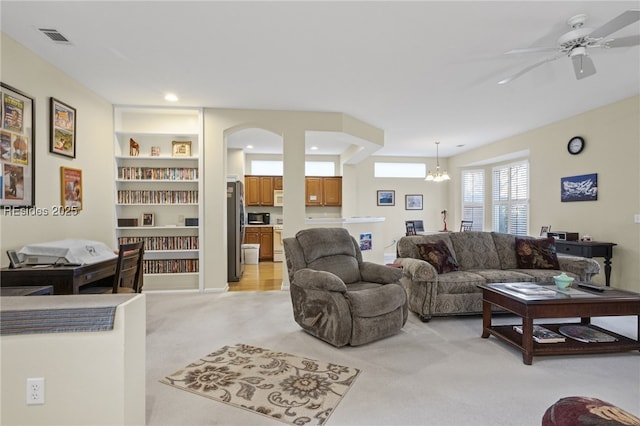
[1,83,35,208]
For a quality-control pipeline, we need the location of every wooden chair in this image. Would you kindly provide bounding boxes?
[460,220,473,232]
[80,241,144,294]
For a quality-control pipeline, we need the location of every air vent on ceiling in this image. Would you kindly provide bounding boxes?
[38,28,71,44]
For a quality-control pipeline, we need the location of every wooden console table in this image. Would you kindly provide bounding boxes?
[0,258,117,295]
[555,241,616,286]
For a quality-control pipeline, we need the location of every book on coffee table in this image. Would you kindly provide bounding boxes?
[558,325,618,343]
[513,325,566,343]
[505,283,556,296]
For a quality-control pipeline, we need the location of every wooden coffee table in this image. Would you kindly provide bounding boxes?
[478,283,640,365]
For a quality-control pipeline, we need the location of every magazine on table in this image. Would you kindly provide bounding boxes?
[504,283,556,296]
[558,325,618,343]
[513,325,566,343]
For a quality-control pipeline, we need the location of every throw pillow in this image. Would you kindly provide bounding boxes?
[515,237,560,270]
[416,240,459,274]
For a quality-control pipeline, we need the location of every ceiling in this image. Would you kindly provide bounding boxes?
[2,1,639,158]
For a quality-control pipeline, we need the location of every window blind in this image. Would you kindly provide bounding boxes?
[492,161,529,235]
[462,169,484,231]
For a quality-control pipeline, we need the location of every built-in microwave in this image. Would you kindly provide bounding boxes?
[273,190,284,207]
[247,212,270,225]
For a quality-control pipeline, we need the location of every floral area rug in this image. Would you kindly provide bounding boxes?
[160,343,360,425]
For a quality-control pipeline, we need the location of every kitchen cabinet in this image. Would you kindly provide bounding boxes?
[274,176,283,190]
[305,176,342,206]
[245,175,274,206]
[244,227,274,261]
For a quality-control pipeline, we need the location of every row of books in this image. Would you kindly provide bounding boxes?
[143,259,199,274]
[117,167,198,181]
[118,236,199,251]
[513,324,618,343]
[117,190,198,204]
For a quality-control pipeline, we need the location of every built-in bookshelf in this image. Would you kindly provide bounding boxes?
[114,106,203,291]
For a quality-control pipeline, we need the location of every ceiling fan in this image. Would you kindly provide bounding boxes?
[498,10,640,84]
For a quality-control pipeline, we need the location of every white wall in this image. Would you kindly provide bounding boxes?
[1,294,146,426]
[448,96,640,291]
[1,34,115,259]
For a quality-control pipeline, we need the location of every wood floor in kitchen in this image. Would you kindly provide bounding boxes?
[228,261,284,291]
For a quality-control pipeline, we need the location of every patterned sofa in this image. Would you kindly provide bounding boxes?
[395,231,601,321]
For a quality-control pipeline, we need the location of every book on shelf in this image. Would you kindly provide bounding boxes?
[504,283,556,296]
[513,325,566,343]
[558,325,618,343]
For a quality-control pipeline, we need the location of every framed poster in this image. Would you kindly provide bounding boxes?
[1,83,35,208]
[561,173,598,202]
[377,190,395,206]
[60,166,82,211]
[405,194,423,210]
[50,97,76,158]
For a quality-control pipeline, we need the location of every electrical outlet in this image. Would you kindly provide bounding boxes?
[26,378,44,405]
[635,214,640,224]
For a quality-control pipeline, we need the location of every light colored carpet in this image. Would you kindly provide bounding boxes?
[146,290,640,426]
[160,343,359,425]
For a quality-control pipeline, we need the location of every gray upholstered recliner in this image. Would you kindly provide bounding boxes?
[283,227,408,347]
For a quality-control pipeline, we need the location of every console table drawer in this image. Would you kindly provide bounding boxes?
[557,244,584,256]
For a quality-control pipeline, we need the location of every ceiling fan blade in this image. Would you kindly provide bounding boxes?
[498,53,564,84]
[605,34,640,48]
[505,47,558,55]
[572,55,597,80]
[589,10,640,39]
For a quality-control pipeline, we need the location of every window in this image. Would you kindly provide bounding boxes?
[250,160,335,176]
[374,162,426,178]
[251,160,282,176]
[462,169,484,231]
[305,161,335,176]
[492,161,529,236]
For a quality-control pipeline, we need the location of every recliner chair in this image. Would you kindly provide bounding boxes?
[283,228,408,347]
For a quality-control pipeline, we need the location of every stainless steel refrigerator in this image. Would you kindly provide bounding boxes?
[227,181,245,282]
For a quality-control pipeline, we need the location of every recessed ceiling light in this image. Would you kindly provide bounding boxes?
[164,93,178,102]
[246,145,254,149]
[310,146,318,150]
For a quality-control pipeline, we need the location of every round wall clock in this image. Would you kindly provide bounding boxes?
[567,136,585,155]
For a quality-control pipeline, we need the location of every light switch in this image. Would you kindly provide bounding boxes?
[635,214,640,224]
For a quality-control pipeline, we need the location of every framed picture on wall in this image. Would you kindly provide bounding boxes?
[405,194,423,210]
[50,97,76,158]
[1,82,35,208]
[60,166,82,211]
[377,190,395,206]
[561,173,598,202]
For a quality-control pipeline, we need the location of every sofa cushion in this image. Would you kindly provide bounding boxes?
[436,271,486,294]
[514,269,578,282]
[472,269,536,283]
[397,233,455,260]
[515,237,560,269]
[416,240,459,274]
[491,232,519,269]
[450,232,501,270]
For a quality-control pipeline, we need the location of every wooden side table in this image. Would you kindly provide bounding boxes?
[554,241,616,286]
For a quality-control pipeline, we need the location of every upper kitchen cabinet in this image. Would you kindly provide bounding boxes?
[245,176,274,206]
[305,176,342,207]
[274,176,283,190]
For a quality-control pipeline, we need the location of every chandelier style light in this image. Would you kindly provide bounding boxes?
[425,141,450,182]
